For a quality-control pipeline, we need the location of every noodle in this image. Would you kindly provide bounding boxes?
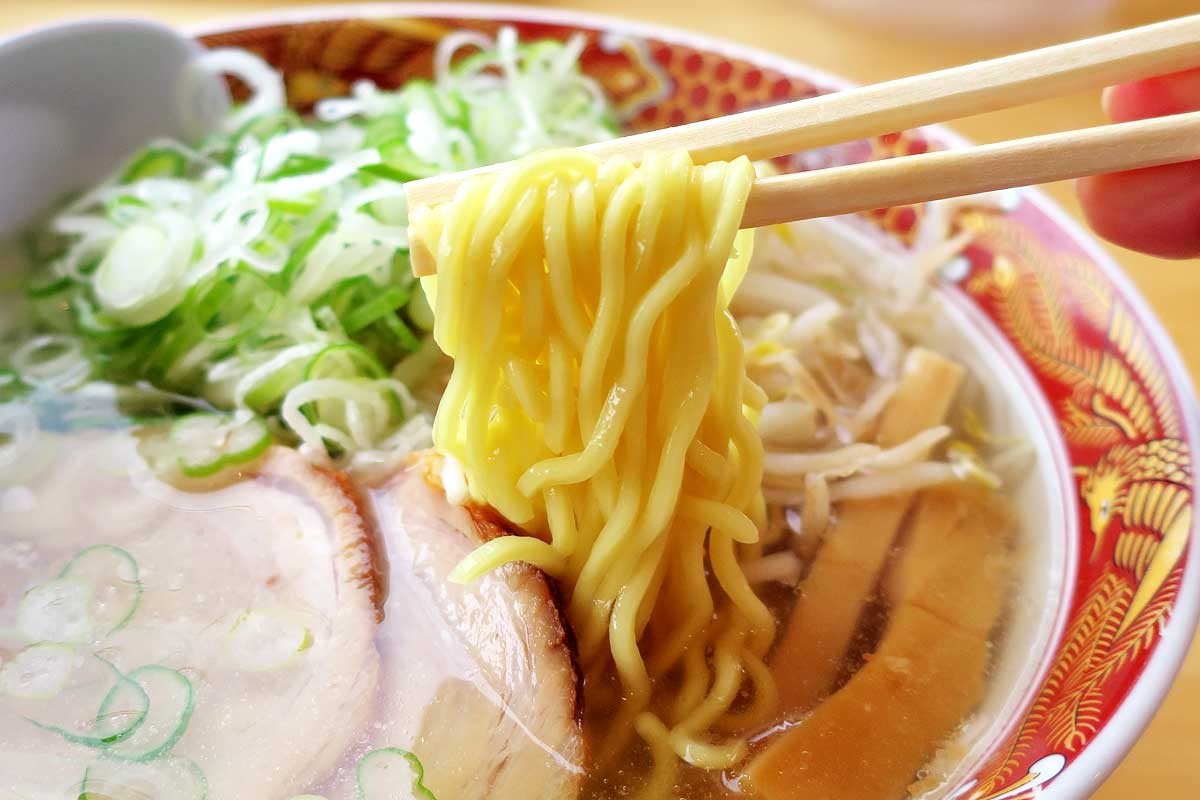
[412,148,771,788]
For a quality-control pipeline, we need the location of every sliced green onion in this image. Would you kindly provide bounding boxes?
[305,343,388,382]
[0,642,76,699]
[24,271,74,299]
[27,656,149,747]
[359,160,439,182]
[241,347,324,412]
[94,218,194,326]
[231,108,302,147]
[300,344,390,436]
[167,412,272,478]
[18,30,615,463]
[71,293,133,338]
[81,755,207,800]
[356,748,438,800]
[184,266,277,345]
[227,609,313,672]
[278,212,338,290]
[120,147,188,183]
[59,545,143,634]
[100,665,194,761]
[341,285,412,335]
[378,312,420,352]
[17,578,94,643]
[267,195,321,215]
[282,377,406,457]
[267,153,332,180]
[11,334,90,390]
[104,194,151,219]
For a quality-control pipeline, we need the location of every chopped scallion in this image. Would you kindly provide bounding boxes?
[16,28,615,463]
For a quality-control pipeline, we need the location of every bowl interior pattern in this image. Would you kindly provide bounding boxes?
[197,8,1196,798]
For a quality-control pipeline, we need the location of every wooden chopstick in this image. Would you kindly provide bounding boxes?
[407,15,1200,210]
[741,109,1200,228]
[591,13,1200,167]
[407,14,1200,275]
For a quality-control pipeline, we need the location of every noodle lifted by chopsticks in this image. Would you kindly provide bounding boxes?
[413,148,775,790]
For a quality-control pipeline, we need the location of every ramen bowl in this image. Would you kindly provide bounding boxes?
[6,3,1199,798]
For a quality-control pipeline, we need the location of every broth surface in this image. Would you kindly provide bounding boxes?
[0,424,1021,800]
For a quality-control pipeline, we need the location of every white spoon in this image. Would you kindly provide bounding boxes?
[0,18,228,239]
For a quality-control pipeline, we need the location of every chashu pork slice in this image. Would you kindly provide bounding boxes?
[313,453,585,800]
[0,432,380,799]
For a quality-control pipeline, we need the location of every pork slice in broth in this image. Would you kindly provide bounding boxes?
[0,432,380,799]
[317,454,585,800]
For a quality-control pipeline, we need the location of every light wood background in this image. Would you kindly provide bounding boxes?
[2,1,1196,796]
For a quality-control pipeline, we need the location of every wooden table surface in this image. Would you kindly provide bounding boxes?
[3,1,1197,796]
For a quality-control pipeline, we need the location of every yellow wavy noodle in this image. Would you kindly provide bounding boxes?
[412,148,773,791]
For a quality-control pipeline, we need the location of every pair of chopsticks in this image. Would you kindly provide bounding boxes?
[408,14,1200,275]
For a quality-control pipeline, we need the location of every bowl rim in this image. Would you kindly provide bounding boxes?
[190,4,1200,797]
[44,2,1200,796]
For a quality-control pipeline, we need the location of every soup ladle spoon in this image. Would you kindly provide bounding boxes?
[0,18,228,241]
